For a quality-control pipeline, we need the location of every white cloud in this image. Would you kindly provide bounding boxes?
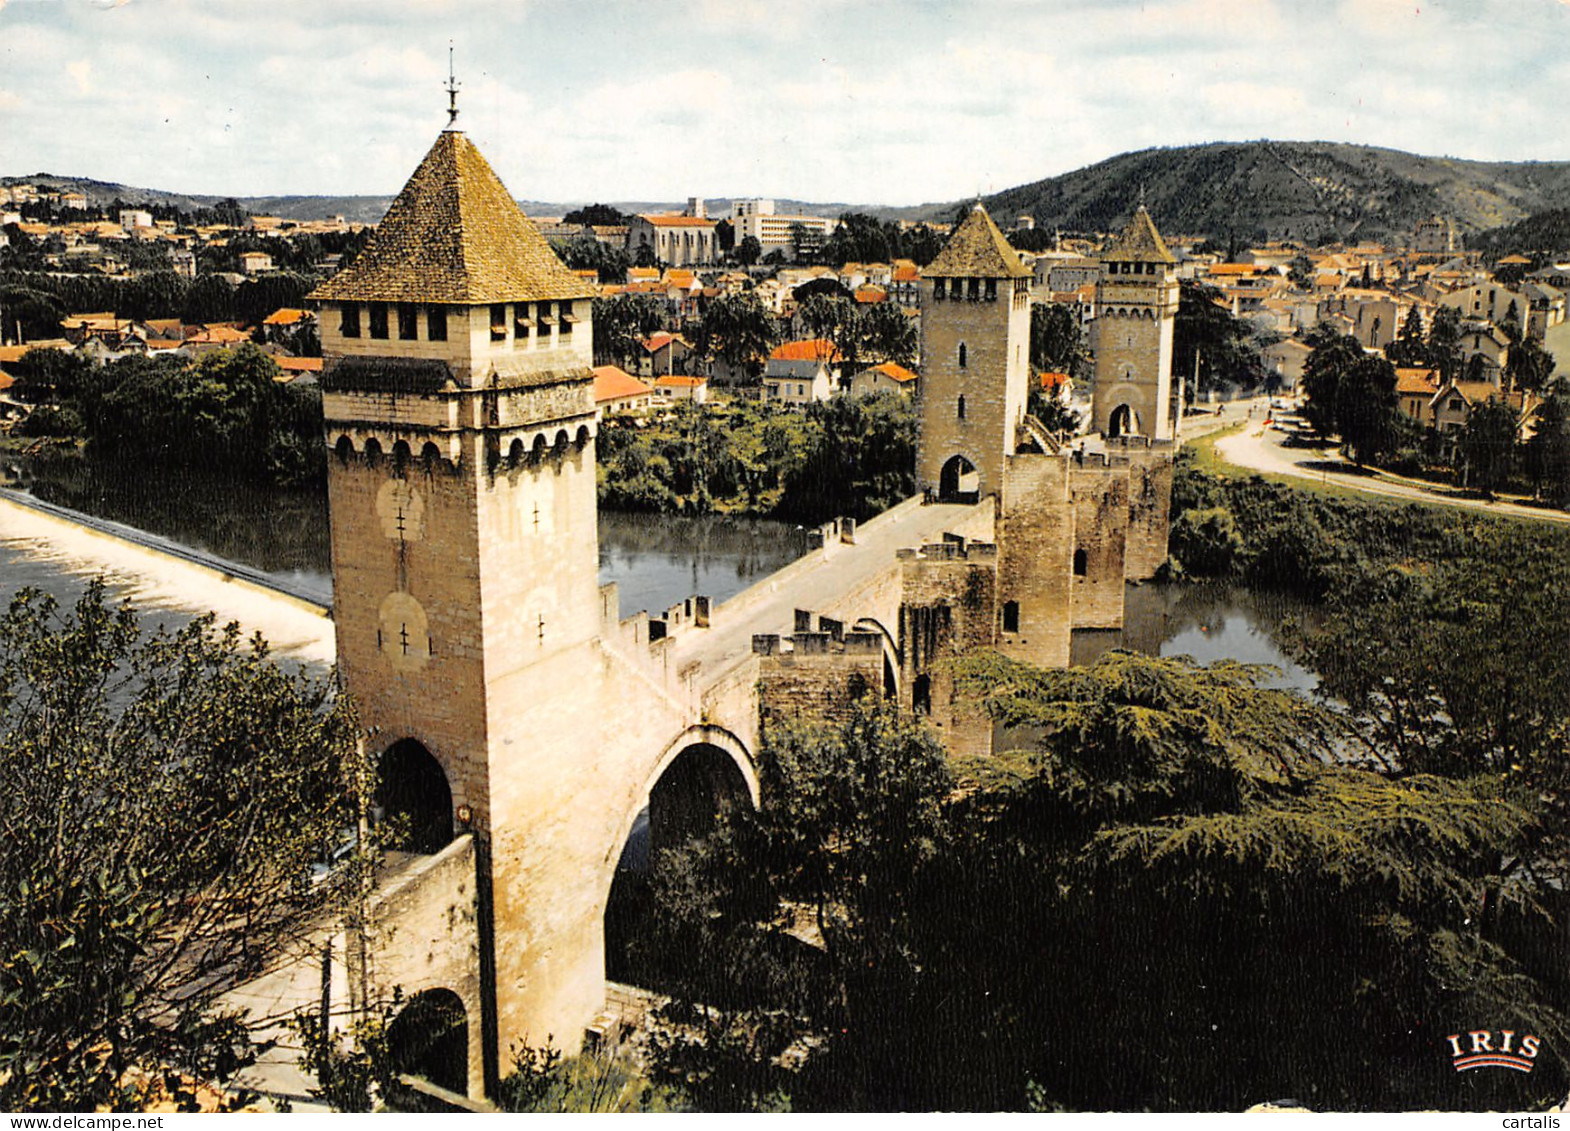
[2,0,1569,202]
[66,58,93,95]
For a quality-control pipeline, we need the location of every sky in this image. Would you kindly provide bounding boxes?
[2,0,1570,208]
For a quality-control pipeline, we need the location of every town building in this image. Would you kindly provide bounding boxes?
[765,338,842,404]
[849,361,919,397]
[592,364,654,418]
[625,211,717,267]
[730,199,836,260]
[652,374,708,403]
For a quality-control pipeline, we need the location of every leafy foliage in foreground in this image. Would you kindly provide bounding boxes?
[0,583,363,1111]
[640,667,1567,1110]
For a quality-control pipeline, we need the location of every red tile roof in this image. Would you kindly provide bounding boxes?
[639,215,715,228]
[865,361,917,383]
[655,375,706,387]
[770,338,841,363]
[593,364,653,403]
[1394,367,1439,395]
[640,332,687,353]
[263,308,311,326]
[275,356,325,372]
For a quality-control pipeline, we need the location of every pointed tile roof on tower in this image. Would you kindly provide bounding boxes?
[923,204,1031,279]
[310,131,597,305]
[1102,205,1175,264]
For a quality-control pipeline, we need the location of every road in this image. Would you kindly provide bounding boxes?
[1208,398,1570,526]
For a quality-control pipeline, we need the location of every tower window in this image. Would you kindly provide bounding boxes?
[1073,548,1088,577]
[558,300,574,336]
[957,394,966,421]
[397,303,418,340]
[968,278,981,301]
[368,302,388,340]
[339,304,361,338]
[958,343,967,369]
[985,278,997,301]
[933,279,946,301]
[490,303,507,343]
[537,300,553,339]
[1002,600,1020,633]
[427,304,447,341]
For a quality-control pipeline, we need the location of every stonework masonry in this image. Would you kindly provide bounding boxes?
[311,133,1178,1100]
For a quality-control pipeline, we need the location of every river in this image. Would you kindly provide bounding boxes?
[3,460,1315,690]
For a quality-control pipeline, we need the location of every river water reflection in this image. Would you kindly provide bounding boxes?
[16,461,812,617]
[1073,582,1318,693]
[10,461,1313,686]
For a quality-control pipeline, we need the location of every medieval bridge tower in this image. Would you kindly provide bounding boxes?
[307,135,1176,1099]
[312,127,612,1093]
[1090,205,1180,440]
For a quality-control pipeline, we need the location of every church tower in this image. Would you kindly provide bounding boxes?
[916,204,1033,504]
[311,127,603,1086]
[1090,205,1179,440]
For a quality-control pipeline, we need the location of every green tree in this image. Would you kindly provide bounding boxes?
[0,584,365,1111]
[1301,324,1398,464]
[856,300,916,369]
[561,203,630,227]
[1173,281,1263,393]
[592,293,664,368]
[1335,352,1401,465]
[694,291,778,382]
[1506,334,1555,392]
[1386,305,1430,368]
[953,650,1566,1111]
[1458,396,1519,495]
[1300,322,1361,437]
[1028,302,1085,377]
[736,235,762,267]
[1428,305,1465,380]
[1525,382,1570,505]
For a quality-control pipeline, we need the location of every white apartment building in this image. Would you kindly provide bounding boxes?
[731,199,837,259]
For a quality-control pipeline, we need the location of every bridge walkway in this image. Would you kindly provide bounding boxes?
[670,495,994,690]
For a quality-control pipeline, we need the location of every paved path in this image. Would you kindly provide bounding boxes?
[1212,403,1570,526]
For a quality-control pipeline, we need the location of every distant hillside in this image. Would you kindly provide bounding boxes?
[1470,209,1570,260]
[2,174,866,226]
[975,141,1570,244]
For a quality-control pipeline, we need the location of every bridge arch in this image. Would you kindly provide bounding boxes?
[387,987,470,1095]
[938,453,980,503]
[375,737,454,854]
[1108,403,1142,438]
[853,617,901,699]
[602,725,758,986]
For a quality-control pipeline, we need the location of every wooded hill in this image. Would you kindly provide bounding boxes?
[974,140,1570,244]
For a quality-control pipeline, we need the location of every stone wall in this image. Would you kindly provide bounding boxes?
[1121,443,1175,580]
[360,836,486,1098]
[1069,456,1130,629]
[998,452,1075,669]
[756,629,886,727]
[898,541,999,758]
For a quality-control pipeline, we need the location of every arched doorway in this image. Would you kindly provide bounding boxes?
[376,739,453,854]
[938,454,980,503]
[1108,404,1141,438]
[388,988,468,1095]
[605,742,752,988]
